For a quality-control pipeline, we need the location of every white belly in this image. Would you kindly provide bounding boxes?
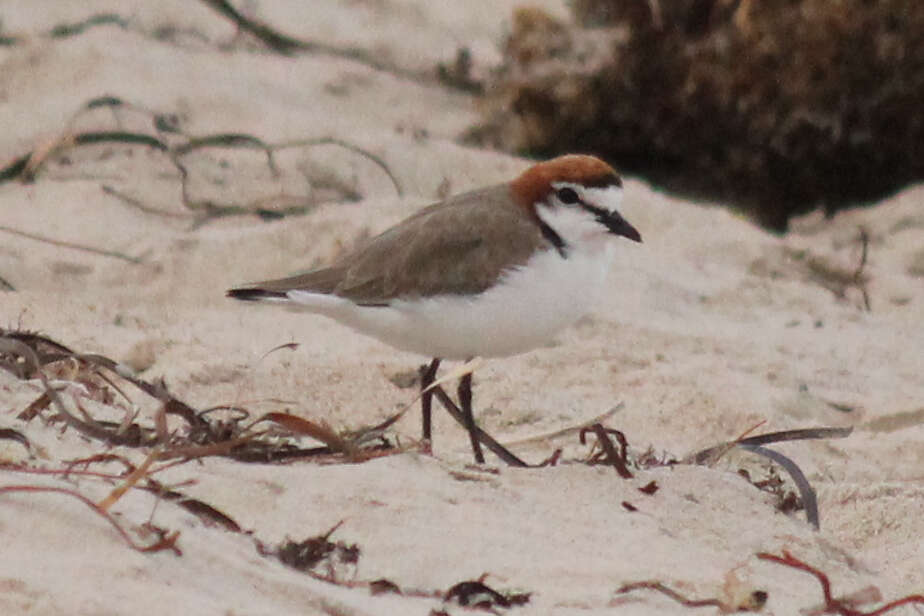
[286,243,614,360]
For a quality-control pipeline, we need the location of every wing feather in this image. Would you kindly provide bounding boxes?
[239,185,550,306]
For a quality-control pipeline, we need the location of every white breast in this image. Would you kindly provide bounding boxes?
[285,238,615,360]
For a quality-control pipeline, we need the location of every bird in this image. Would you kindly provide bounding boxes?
[227,154,641,465]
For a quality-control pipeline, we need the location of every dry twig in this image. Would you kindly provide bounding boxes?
[0,485,180,554]
[0,224,145,264]
[579,423,633,478]
[2,329,399,464]
[614,580,767,612]
[758,550,924,615]
[685,426,852,530]
[197,0,422,81]
[1,97,403,230]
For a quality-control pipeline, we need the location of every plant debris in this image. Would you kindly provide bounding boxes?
[614,579,767,612]
[579,423,633,478]
[0,428,32,455]
[737,467,801,517]
[369,578,403,596]
[783,228,873,312]
[685,426,852,530]
[260,521,360,580]
[472,3,924,230]
[1,328,401,464]
[0,97,401,229]
[255,522,532,611]
[0,13,128,46]
[196,0,422,79]
[758,550,924,615]
[444,578,531,611]
[0,484,180,555]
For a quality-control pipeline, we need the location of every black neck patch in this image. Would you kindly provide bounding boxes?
[538,219,569,258]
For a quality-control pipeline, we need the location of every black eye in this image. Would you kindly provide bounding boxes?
[556,187,580,204]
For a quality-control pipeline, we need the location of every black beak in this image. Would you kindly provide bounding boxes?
[599,210,642,243]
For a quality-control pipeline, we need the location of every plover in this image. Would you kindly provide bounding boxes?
[228,154,641,465]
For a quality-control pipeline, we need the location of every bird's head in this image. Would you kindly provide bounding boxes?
[510,155,641,254]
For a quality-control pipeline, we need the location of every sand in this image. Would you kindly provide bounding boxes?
[1,1,922,614]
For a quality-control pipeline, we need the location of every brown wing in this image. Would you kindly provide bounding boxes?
[230,262,347,299]
[244,185,550,306]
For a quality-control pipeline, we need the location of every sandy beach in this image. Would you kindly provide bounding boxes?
[1,2,922,614]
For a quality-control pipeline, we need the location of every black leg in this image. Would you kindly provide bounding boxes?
[429,385,527,467]
[457,371,485,464]
[419,358,441,442]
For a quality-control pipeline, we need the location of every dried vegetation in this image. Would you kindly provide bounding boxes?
[469,0,924,230]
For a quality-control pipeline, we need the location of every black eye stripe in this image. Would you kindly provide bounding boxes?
[580,202,608,218]
[556,187,580,204]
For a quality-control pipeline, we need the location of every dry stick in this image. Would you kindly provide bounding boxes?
[198,0,310,53]
[101,185,193,220]
[502,403,624,447]
[255,413,351,455]
[0,127,167,184]
[169,156,308,229]
[23,131,168,181]
[6,334,366,464]
[1,327,76,357]
[172,135,403,222]
[197,0,423,81]
[687,427,853,465]
[0,274,14,291]
[0,339,131,443]
[445,580,530,608]
[0,429,31,453]
[66,96,179,141]
[339,410,407,450]
[4,341,162,446]
[688,427,852,530]
[0,15,126,49]
[159,434,263,461]
[3,461,133,483]
[758,551,924,616]
[738,426,853,447]
[97,449,161,511]
[0,224,144,264]
[2,105,402,224]
[75,354,209,431]
[173,133,274,158]
[140,482,242,533]
[74,352,373,463]
[739,443,820,530]
[66,453,137,476]
[854,227,871,312]
[276,137,403,197]
[225,342,300,435]
[4,460,239,532]
[47,14,128,39]
[580,424,633,478]
[0,485,180,554]
[615,581,727,610]
[801,232,872,313]
[688,419,767,467]
[0,154,30,182]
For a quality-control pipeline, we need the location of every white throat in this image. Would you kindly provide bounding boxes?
[537,184,624,255]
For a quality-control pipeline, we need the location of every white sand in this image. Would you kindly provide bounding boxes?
[1,1,922,614]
